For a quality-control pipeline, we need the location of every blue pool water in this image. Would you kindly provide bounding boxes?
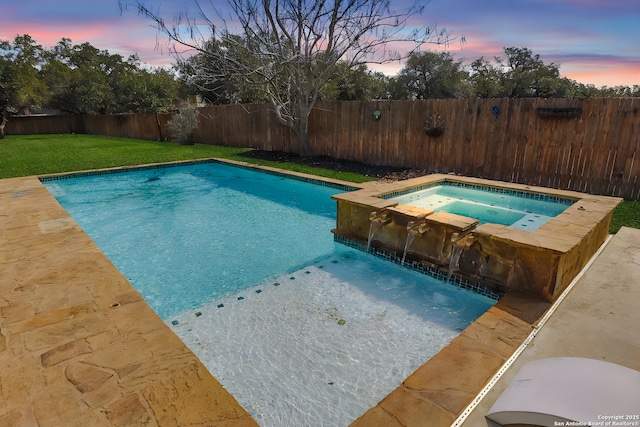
[389,183,574,231]
[45,163,339,318]
[43,162,494,426]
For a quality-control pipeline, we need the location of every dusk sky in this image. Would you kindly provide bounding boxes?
[1,0,638,87]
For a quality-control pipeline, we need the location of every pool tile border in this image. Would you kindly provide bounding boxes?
[380,179,577,206]
[335,235,502,300]
[39,157,361,193]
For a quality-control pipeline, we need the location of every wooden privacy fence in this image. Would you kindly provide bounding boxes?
[307,98,640,200]
[6,98,640,200]
[5,113,173,141]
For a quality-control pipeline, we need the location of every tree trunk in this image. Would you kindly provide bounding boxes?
[296,105,313,157]
[0,115,7,140]
[297,128,312,157]
[155,113,164,141]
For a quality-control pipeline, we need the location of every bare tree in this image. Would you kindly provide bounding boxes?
[121,0,451,155]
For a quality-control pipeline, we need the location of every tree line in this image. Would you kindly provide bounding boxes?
[0,34,181,137]
[180,44,639,103]
[2,33,638,140]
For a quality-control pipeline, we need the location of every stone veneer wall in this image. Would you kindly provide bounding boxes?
[332,175,622,302]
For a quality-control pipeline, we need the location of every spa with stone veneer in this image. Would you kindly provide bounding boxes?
[332,174,622,301]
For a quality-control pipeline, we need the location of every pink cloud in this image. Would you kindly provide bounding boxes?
[539,53,638,86]
[0,16,174,66]
[2,1,638,87]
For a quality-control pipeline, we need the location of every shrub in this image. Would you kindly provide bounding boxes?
[167,108,199,145]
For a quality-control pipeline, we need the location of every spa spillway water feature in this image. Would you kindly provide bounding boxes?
[332,174,622,302]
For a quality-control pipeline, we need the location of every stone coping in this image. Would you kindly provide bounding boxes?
[1,163,620,427]
[334,173,622,254]
[0,175,259,426]
[350,290,551,426]
[1,160,363,426]
[353,229,640,427]
[457,227,640,427]
[38,157,364,192]
[1,171,539,427]
[357,173,590,200]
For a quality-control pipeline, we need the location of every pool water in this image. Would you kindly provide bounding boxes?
[45,163,338,319]
[43,162,494,426]
[389,183,573,231]
[171,247,492,426]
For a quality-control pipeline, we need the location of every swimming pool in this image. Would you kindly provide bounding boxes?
[387,183,573,231]
[42,162,494,426]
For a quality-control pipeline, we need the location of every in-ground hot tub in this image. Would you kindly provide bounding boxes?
[387,181,574,231]
[332,174,622,301]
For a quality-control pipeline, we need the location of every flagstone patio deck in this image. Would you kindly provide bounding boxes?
[0,176,257,426]
[2,166,637,427]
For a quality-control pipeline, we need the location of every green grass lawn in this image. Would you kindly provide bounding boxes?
[1,134,637,233]
[608,199,640,233]
[0,134,373,183]
[0,134,249,177]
